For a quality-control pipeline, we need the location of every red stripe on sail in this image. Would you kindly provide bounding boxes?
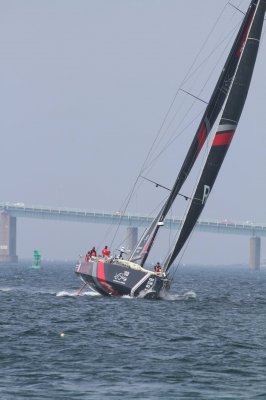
[196,123,207,156]
[141,240,151,257]
[236,11,255,57]
[212,131,234,146]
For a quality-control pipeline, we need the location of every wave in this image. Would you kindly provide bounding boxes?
[0,287,13,292]
[160,290,197,301]
[56,290,101,297]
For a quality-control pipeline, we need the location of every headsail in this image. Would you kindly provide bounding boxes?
[164,0,266,271]
[130,0,265,266]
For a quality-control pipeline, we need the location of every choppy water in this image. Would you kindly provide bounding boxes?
[0,262,266,399]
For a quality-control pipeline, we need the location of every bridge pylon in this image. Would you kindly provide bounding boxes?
[0,212,18,264]
[126,227,138,253]
[249,236,260,270]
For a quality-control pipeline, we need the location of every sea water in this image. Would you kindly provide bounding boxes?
[0,262,266,399]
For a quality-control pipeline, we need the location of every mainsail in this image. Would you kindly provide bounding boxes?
[164,0,266,271]
[130,0,265,266]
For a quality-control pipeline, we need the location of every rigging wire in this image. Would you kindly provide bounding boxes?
[146,4,247,268]
[179,89,208,104]
[108,1,246,250]
[111,196,169,253]
[140,175,191,201]
[128,2,234,182]
[142,22,243,177]
[163,0,259,272]
[161,119,213,272]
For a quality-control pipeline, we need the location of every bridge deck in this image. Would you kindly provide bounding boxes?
[0,202,266,237]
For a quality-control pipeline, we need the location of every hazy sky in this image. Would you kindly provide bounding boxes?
[1,0,266,264]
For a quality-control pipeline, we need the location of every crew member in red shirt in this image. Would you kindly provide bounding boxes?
[85,251,90,262]
[90,246,97,257]
[154,262,162,273]
[102,245,111,257]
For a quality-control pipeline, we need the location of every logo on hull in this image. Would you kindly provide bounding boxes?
[113,271,130,284]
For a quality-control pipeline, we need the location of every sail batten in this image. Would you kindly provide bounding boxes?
[130,0,265,267]
[164,0,266,272]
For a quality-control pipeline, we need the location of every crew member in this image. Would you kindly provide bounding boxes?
[90,246,97,257]
[85,251,90,262]
[102,245,111,257]
[154,262,162,273]
[118,247,126,259]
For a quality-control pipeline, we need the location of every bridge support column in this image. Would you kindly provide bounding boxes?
[249,236,260,271]
[0,212,18,264]
[126,227,138,253]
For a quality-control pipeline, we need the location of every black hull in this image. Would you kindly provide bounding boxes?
[75,259,169,299]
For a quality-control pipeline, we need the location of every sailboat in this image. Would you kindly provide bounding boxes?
[75,0,266,299]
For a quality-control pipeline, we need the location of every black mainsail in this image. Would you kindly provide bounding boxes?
[164,0,266,271]
[129,0,265,266]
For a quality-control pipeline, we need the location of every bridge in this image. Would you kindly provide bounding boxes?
[0,202,265,268]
